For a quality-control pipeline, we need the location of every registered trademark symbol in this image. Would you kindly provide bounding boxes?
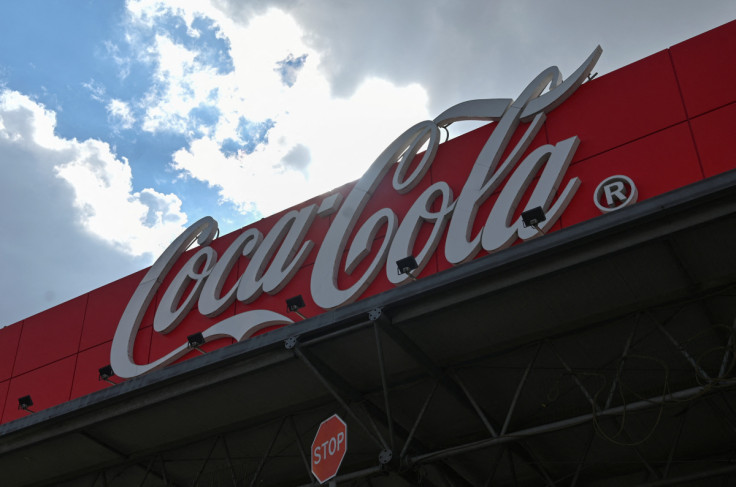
[594,175,638,213]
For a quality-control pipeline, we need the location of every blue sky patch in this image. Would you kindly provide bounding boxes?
[236,117,276,153]
[275,54,308,87]
[188,104,221,131]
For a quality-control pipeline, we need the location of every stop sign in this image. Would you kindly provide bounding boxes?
[311,414,348,484]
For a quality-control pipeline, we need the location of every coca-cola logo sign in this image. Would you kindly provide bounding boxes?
[112,47,602,379]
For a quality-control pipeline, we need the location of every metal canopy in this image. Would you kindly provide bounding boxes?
[3,171,736,486]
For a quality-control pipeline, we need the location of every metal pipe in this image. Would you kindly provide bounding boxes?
[662,412,686,479]
[483,446,506,487]
[451,371,498,437]
[374,321,394,451]
[221,436,238,487]
[290,415,313,480]
[159,454,169,486]
[570,426,595,487]
[408,380,736,466]
[400,380,439,459]
[507,449,518,487]
[137,458,154,487]
[553,344,598,409]
[658,324,711,381]
[249,417,285,487]
[606,323,637,410]
[295,465,384,487]
[718,321,735,378]
[501,343,541,435]
[363,405,391,452]
[635,464,736,487]
[616,422,661,479]
[293,345,385,450]
[300,319,373,347]
[192,436,219,486]
[516,441,555,487]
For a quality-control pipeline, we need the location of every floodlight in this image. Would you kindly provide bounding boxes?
[97,364,117,385]
[18,395,34,413]
[286,295,307,320]
[521,206,547,234]
[187,332,207,354]
[98,364,116,385]
[396,255,418,281]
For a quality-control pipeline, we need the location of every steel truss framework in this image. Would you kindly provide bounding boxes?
[53,286,736,487]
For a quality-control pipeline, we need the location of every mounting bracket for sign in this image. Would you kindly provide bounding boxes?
[284,336,298,350]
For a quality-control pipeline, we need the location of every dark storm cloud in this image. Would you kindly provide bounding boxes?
[0,96,151,325]
[215,0,736,115]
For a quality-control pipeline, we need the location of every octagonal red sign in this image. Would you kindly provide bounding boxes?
[311,414,348,484]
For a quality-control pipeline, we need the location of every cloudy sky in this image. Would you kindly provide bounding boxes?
[0,0,734,326]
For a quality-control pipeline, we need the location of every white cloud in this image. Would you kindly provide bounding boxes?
[120,0,431,217]
[104,40,133,80]
[107,98,135,129]
[114,0,736,223]
[139,34,214,134]
[0,89,189,324]
[169,76,429,217]
[83,79,106,102]
[55,138,187,256]
[1,91,187,256]
[172,136,308,217]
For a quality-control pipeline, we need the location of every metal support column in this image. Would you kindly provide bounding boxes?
[291,342,387,450]
[249,417,286,487]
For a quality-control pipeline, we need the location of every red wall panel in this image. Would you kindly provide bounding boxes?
[690,103,736,178]
[0,322,22,382]
[670,19,736,118]
[13,295,86,376]
[559,123,703,229]
[70,327,153,400]
[546,50,687,162]
[70,341,117,400]
[0,380,9,424]
[3,356,76,423]
[80,269,153,352]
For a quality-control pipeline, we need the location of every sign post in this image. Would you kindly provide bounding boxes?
[311,414,348,484]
